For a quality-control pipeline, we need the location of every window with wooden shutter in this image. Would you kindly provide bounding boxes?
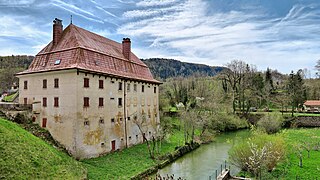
[84,97,89,107]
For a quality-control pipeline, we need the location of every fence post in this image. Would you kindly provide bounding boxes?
[225,160,226,169]
[209,175,211,180]
[221,164,222,174]
[215,170,217,180]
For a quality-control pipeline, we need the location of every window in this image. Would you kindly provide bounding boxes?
[84,97,89,107]
[24,81,28,89]
[99,80,104,89]
[54,97,59,107]
[84,78,89,88]
[84,121,89,126]
[129,136,132,140]
[43,79,47,89]
[154,87,156,93]
[142,85,144,92]
[110,97,115,100]
[42,118,47,128]
[118,98,122,107]
[54,78,59,88]
[99,119,104,124]
[136,135,138,140]
[127,117,131,121]
[127,83,130,92]
[134,84,137,92]
[99,97,104,107]
[43,97,47,107]
[118,82,122,90]
[54,59,61,65]
[111,80,115,83]
[111,118,115,123]
[24,98,27,104]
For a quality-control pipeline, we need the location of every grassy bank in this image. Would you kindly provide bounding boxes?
[0,118,86,179]
[271,128,320,179]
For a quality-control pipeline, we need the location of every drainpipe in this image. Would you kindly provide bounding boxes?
[124,80,128,148]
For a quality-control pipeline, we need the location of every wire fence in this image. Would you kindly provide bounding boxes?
[208,160,230,180]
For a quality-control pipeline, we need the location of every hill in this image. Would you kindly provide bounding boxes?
[0,118,86,179]
[142,58,225,80]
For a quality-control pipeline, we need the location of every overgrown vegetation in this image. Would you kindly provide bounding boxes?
[229,132,286,178]
[257,113,284,134]
[0,118,86,179]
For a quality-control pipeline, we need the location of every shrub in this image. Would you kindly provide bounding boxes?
[229,133,285,176]
[257,113,284,134]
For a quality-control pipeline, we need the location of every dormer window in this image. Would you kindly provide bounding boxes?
[54,59,61,65]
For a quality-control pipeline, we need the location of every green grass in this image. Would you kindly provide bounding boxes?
[0,118,87,179]
[270,128,320,179]
[82,118,186,179]
[2,92,18,102]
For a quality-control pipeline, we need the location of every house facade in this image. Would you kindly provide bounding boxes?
[17,18,160,159]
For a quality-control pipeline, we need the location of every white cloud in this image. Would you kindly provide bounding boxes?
[136,0,179,7]
[119,0,320,74]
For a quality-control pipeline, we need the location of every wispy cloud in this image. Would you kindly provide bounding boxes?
[136,0,180,7]
[119,0,320,73]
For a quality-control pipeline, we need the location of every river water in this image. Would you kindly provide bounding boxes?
[157,130,251,179]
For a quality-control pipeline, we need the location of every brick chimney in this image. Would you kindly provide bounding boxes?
[122,38,131,60]
[53,18,63,46]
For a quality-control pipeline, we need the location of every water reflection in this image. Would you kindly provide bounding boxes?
[157,130,251,179]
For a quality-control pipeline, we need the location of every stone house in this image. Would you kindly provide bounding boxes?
[16,18,161,159]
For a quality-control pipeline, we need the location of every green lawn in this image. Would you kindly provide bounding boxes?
[0,118,87,179]
[271,128,320,179]
[2,92,18,102]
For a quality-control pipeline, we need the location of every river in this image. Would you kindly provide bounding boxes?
[157,130,251,179]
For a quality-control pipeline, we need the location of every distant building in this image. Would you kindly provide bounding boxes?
[16,18,161,159]
[304,100,320,112]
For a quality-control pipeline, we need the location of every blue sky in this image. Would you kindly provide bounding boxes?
[0,0,319,75]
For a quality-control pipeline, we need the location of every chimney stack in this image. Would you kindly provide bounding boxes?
[122,38,131,60]
[53,18,63,46]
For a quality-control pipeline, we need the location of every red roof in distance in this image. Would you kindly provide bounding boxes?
[17,23,160,84]
[304,100,320,106]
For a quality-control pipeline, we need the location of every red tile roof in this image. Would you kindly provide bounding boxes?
[304,100,320,106]
[17,24,160,84]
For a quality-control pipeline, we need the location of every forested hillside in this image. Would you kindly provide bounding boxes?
[142,58,225,80]
[0,55,34,93]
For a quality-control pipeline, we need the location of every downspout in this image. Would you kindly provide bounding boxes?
[124,80,128,148]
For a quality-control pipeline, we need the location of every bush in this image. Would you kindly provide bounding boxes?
[209,112,248,132]
[229,133,285,176]
[257,113,284,134]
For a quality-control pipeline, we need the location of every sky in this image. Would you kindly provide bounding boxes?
[0,0,319,75]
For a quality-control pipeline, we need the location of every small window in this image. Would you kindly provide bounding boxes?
[148,85,150,88]
[24,81,28,89]
[142,85,144,92]
[84,78,89,88]
[120,117,123,122]
[54,97,59,107]
[110,97,115,100]
[118,98,122,107]
[134,84,137,92]
[111,118,115,123]
[127,83,130,92]
[111,80,115,83]
[118,82,122,91]
[127,117,131,121]
[99,80,104,89]
[84,121,89,126]
[54,59,61,65]
[43,97,47,107]
[24,98,27,105]
[99,119,104,124]
[84,97,89,107]
[54,78,59,88]
[43,79,47,89]
[129,136,132,140]
[136,135,138,139]
[42,118,47,127]
[154,87,156,93]
[99,97,104,107]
